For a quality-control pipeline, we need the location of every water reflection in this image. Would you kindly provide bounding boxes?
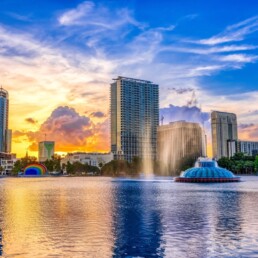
[113,181,165,257]
[0,178,115,257]
[0,177,258,257]
[0,229,2,256]
[211,191,243,256]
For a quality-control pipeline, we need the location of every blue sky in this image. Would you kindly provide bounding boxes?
[1,0,258,156]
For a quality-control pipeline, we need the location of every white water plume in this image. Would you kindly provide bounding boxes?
[141,124,154,177]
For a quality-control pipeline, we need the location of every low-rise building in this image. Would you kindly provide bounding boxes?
[237,140,258,156]
[61,152,114,168]
[0,152,17,175]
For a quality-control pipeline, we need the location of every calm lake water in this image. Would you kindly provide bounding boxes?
[0,176,258,257]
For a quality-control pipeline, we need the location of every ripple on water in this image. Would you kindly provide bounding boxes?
[0,176,257,257]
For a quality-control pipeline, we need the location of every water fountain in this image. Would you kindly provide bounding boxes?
[141,124,154,178]
[175,157,241,183]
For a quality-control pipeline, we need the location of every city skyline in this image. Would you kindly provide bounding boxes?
[1,0,258,157]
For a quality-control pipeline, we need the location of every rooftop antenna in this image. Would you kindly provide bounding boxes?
[161,115,164,126]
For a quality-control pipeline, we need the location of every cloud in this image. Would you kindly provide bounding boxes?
[239,123,258,141]
[160,104,210,126]
[25,118,37,124]
[161,44,258,55]
[168,87,194,94]
[58,1,144,29]
[90,111,105,118]
[1,2,258,156]
[239,123,254,129]
[13,106,110,152]
[199,16,258,45]
[219,54,258,63]
[5,12,32,22]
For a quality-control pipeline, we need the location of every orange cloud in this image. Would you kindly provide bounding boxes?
[13,106,110,155]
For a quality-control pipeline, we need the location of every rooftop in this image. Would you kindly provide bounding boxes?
[113,76,153,84]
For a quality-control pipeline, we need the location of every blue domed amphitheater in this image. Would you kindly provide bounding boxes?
[175,158,241,183]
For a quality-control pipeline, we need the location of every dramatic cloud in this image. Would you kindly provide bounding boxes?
[13,106,109,153]
[0,1,257,157]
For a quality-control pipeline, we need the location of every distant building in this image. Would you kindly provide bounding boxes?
[61,152,114,168]
[6,129,12,153]
[38,141,55,162]
[111,76,159,162]
[0,87,10,152]
[0,152,17,175]
[237,140,258,156]
[211,111,238,159]
[157,121,206,175]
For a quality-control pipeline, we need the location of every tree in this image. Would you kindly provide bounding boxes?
[244,160,254,174]
[255,156,258,173]
[218,157,231,170]
[43,154,61,172]
[11,156,37,176]
[0,166,4,175]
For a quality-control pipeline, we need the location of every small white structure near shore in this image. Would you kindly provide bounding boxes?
[0,153,17,175]
[61,152,114,169]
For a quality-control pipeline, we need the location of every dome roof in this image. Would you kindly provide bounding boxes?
[175,158,240,183]
[181,167,235,178]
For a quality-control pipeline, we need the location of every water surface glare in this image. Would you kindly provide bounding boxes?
[0,177,258,257]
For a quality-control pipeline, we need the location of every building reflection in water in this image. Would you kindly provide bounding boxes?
[0,178,115,258]
[158,184,212,257]
[112,181,246,258]
[210,190,243,256]
[0,177,258,257]
[112,180,165,257]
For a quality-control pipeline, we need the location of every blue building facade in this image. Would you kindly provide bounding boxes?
[111,77,159,162]
[0,88,9,152]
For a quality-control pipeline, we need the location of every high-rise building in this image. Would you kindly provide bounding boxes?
[6,129,12,153]
[38,141,55,162]
[157,121,206,175]
[0,87,10,153]
[211,111,238,159]
[111,76,159,162]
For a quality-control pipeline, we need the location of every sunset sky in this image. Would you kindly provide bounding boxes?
[1,0,258,157]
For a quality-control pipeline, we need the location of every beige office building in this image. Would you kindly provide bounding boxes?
[157,121,206,175]
[211,111,238,159]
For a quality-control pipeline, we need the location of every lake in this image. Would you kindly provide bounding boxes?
[0,176,258,257]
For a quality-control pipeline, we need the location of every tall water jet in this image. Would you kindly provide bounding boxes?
[141,124,154,177]
[157,121,206,176]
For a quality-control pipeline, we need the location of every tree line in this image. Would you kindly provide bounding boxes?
[218,152,258,174]
[11,154,100,176]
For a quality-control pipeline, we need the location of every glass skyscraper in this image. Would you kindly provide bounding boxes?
[111,76,159,162]
[0,87,9,153]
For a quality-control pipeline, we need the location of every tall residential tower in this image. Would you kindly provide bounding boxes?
[0,87,10,153]
[211,111,238,159]
[111,76,159,162]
